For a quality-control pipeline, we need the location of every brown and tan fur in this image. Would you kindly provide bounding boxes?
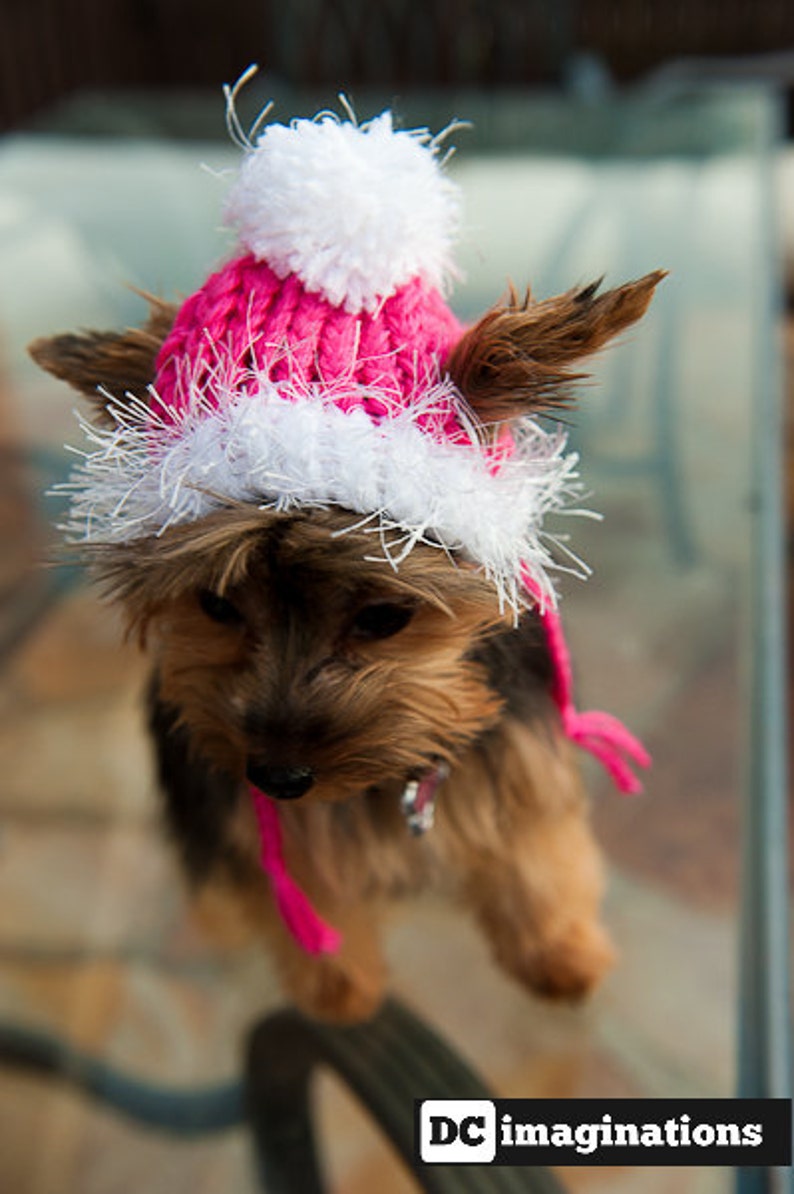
[31,271,662,1022]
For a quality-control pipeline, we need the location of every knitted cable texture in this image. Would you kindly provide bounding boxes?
[154,256,464,439]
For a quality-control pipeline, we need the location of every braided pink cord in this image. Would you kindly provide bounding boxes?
[520,568,650,795]
[249,785,342,955]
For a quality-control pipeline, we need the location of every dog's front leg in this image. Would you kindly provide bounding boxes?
[446,720,616,1001]
[261,889,389,1024]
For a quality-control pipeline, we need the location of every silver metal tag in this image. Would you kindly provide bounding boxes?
[400,764,449,836]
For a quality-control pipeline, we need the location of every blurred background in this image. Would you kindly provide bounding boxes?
[0,3,792,1193]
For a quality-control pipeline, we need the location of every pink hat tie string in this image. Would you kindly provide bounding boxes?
[520,567,650,796]
[249,784,342,955]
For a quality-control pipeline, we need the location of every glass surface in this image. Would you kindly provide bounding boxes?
[0,85,784,1194]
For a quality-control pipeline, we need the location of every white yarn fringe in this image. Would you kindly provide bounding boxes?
[58,366,588,615]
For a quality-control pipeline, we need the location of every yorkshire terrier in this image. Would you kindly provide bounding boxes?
[30,97,660,1022]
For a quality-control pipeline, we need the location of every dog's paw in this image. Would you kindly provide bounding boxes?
[499,920,617,1002]
[292,957,387,1024]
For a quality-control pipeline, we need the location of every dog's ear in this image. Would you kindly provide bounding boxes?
[28,296,177,426]
[447,270,666,426]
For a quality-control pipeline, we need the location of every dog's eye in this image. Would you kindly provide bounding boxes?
[198,589,243,626]
[352,602,414,640]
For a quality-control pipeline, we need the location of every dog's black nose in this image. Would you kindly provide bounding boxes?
[246,763,315,801]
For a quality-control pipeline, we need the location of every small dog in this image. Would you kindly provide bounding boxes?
[31,99,660,1022]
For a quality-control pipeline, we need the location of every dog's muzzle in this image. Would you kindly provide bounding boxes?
[246,762,315,801]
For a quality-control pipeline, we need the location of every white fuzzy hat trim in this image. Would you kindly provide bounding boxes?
[58,373,588,614]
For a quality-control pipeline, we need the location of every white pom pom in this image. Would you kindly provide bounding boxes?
[222,110,461,313]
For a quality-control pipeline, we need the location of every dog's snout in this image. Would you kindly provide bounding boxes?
[246,762,316,801]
